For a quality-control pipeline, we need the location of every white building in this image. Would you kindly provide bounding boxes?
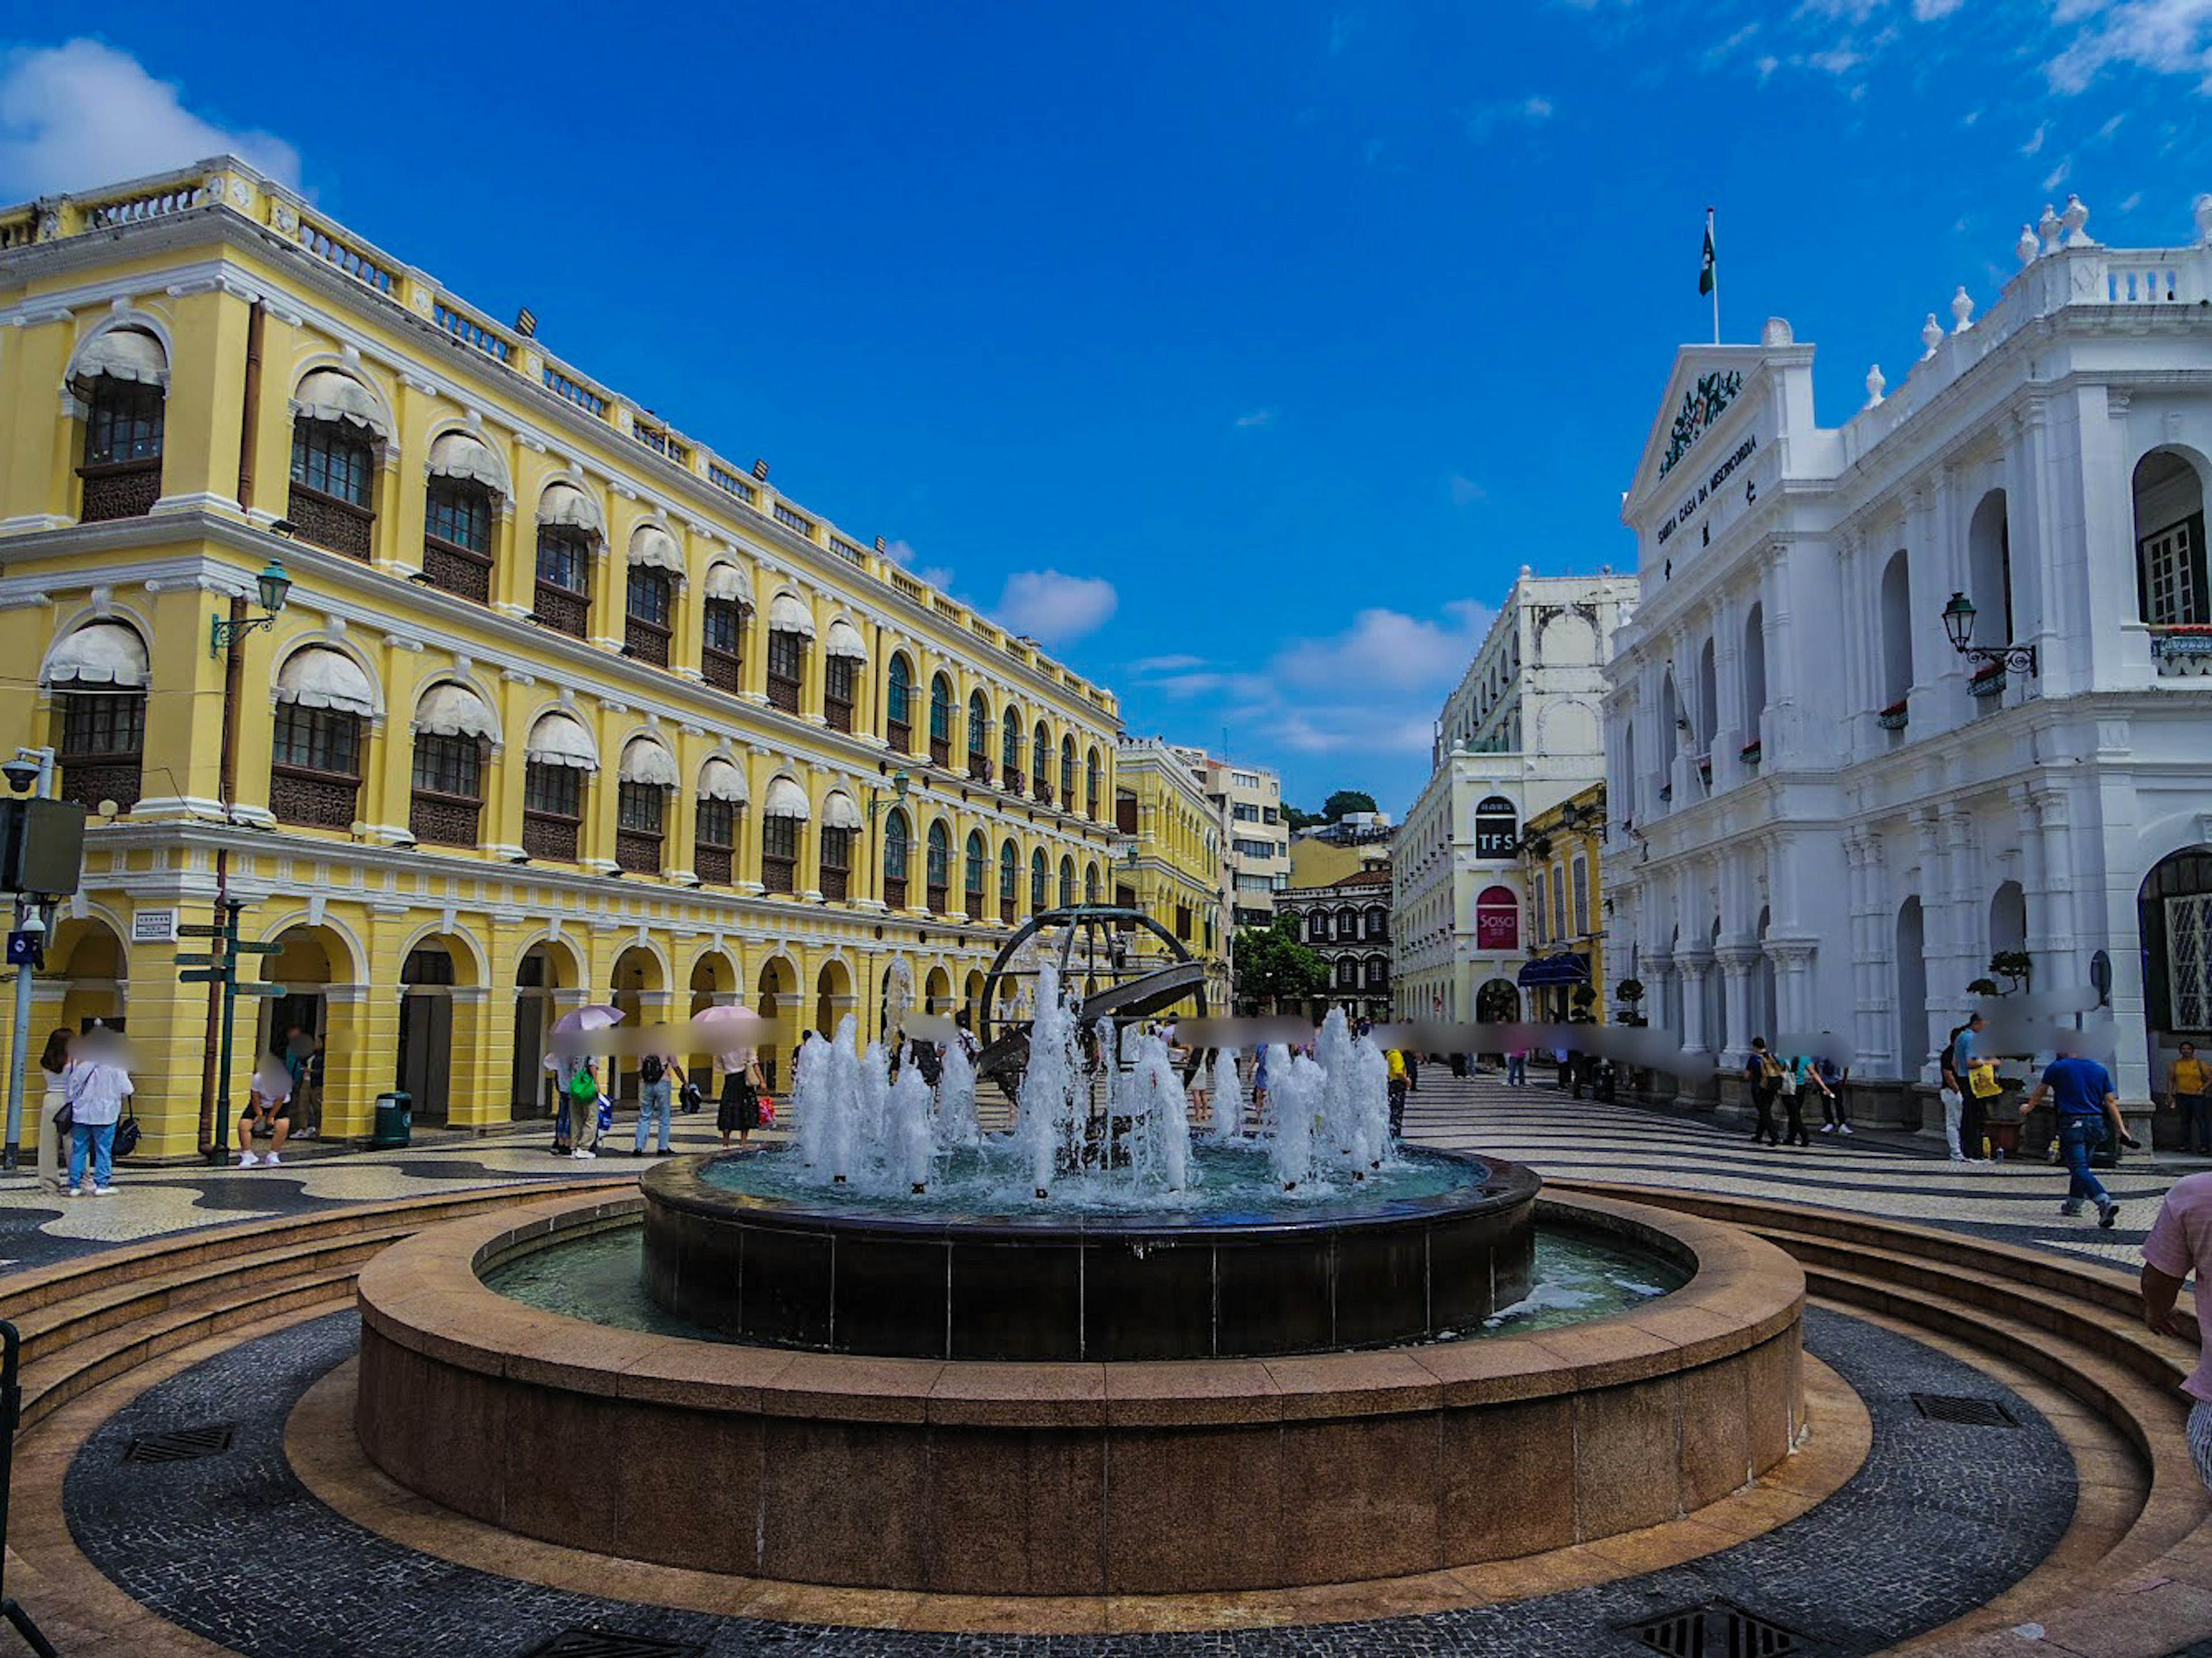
[1604,194,2212,1130]
[1169,747,1289,929]
[1393,570,1638,1022]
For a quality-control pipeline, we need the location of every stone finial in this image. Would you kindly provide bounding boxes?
[2017,224,2040,266]
[1761,317,1794,346]
[1865,363,1887,408]
[2195,194,2212,245]
[1921,314,1944,360]
[1951,286,1975,332]
[2039,202,2063,254]
[2061,194,2093,247]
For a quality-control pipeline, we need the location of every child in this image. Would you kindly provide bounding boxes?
[1971,1058,2018,1162]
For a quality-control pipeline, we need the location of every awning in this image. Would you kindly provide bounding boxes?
[820,790,863,830]
[72,328,168,391]
[1517,953,1590,988]
[525,711,599,771]
[274,647,375,716]
[767,593,815,636]
[704,561,752,605]
[699,757,748,802]
[426,431,505,494]
[538,481,603,536]
[618,736,679,787]
[762,776,809,820]
[823,619,868,661]
[412,682,496,739]
[629,523,684,573]
[41,621,148,689]
[293,370,389,441]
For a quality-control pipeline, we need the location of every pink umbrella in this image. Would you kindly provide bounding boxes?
[691,1003,763,1069]
[546,1004,624,1072]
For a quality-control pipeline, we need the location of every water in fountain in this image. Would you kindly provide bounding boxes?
[1114,1028,1190,1193]
[934,1037,980,1149]
[888,1060,935,1193]
[1267,1042,1320,1191]
[1016,961,1085,1197]
[1210,1046,1244,1143]
[792,1029,840,1177]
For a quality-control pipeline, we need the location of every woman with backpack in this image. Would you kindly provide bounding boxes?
[1784,1053,1832,1148]
[631,1030,685,1158]
[718,1046,767,1151]
[1744,1038,1784,1146]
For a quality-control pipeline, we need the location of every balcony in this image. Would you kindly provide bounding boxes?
[408,791,480,848]
[422,537,492,604]
[824,694,854,734]
[624,616,671,668]
[967,756,993,785]
[59,756,141,814]
[286,484,374,561]
[77,458,161,523]
[887,718,911,756]
[1968,662,2008,699]
[2151,627,2212,678]
[1000,896,1016,923]
[695,844,733,886]
[927,882,948,914]
[766,673,801,715]
[1738,739,1762,768]
[930,735,952,768]
[885,875,908,910]
[1033,777,1054,806]
[616,828,662,875]
[522,811,578,862]
[821,865,849,903]
[703,647,741,695]
[1003,767,1025,796]
[532,582,589,639]
[1877,699,1910,731]
[763,855,796,895]
[270,765,358,829]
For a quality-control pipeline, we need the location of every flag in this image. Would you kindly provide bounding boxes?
[1699,209,1716,297]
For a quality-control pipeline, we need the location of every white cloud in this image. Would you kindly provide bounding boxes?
[1233,408,1277,429]
[2046,0,2212,93]
[878,537,955,593]
[0,39,301,198]
[2043,154,2073,189]
[1274,601,1496,695]
[993,571,1118,644]
[1448,473,1488,506]
[2021,120,2048,154]
[2119,188,2145,209]
[1130,654,1207,674]
[1459,94,1555,140]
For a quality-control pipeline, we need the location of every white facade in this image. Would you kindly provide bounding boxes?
[1394,571,1637,1021]
[1169,746,1289,928]
[1604,195,2212,1121]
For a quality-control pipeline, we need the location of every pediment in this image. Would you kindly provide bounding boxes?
[1623,346,1773,522]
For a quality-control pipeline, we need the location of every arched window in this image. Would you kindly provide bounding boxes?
[1967,491,2016,648]
[1336,957,1359,991]
[1001,707,1023,788]
[1365,955,1388,990]
[766,593,813,715]
[1475,885,1519,951]
[2134,450,2208,628]
[72,327,167,522]
[929,673,954,764]
[1084,862,1100,904]
[695,757,746,886]
[819,791,861,901]
[535,482,600,639]
[1086,746,1103,818]
[1060,735,1077,807]
[1741,604,1767,752]
[1059,855,1075,908]
[1029,847,1048,910]
[1696,636,1718,758]
[1309,911,1328,944]
[702,562,752,693]
[422,432,502,604]
[1551,863,1569,942]
[1532,870,1548,945]
[967,691,991,780]
[998,839,1020,920]
[616,736,678,874]
[625,525,681,669]
[1571,856,1590,936]
[926,819,951,913]
[1032,721,1051,803]
[1879,549,1914,715]
[43,621,149,814]
[965,830,988,917]
[760,776,809,894]
[289,370,385,560]
[1365,905,1388,942]
[522,711,596,862]
[1474,795,1518,860]
[882,808,911,909]
[823,620,866,734]
[1658,669,1681,799]
[408,682,495,848]
[1337,906,1359,940]
[886,654,914,752]
[270,647,373,830]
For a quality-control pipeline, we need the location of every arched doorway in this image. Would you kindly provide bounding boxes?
[263,925,342,1071]
[815,957,853,1039]
[610,945,666,1103]
[513,939,582,1118]
[1475,979,1520,1023]
[1895,898,1927,1082]
[44,916,125,1035]
[397,937,465,1127]
[2141,845,2212,1096]
[964,969,987,1027]
[756,957,797,1088]
[923,965,952,1021]
[687,949,738,1083]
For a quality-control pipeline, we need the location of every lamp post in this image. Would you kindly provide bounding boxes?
[1940,590,2038,677]
[1,744,51,1173]
[198,559,294,1163]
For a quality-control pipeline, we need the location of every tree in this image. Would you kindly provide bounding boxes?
[1232,917,1329,1011]
[1323,789,1380,823]
[1283,805,1324,832]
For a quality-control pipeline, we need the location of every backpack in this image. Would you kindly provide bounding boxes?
[1758,1052,1786,1085]
[1938,1038,1959,1084]
[567,1067,597,1102]
[641,1054,665,1086]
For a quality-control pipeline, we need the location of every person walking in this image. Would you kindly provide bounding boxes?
[2139,1171,2212,1493]
[65,1039,132,1197]
[718,1048,766,1150]
[35,1029,73,1196]
[1938,1023,1970,1162]
[1505,1047,1528,1087]
[1385,1048,1409,1137]
[1815,1044,1852,1136]
[1744,1038,1784,1147]
[631,1032,684,1158]
[2022,1048,2138,1228]
[1783,1054,1827,1148]
[563,1057,603,1160]
[2165,1042,2211,1156]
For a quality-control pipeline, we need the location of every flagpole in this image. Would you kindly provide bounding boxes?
[1708,207,1719,345]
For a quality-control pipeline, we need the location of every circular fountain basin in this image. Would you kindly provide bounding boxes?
[640,1145,1541,1360]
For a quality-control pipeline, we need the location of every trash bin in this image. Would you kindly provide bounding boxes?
[371,1090,412,1149]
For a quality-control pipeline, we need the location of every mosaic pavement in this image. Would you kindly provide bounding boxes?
[62,1303,2073,1657]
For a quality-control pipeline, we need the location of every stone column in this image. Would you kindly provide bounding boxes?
[1715,943,1760,1069]
[1676,947,1714,1110]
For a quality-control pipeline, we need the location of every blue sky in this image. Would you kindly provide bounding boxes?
[3,5,2206,812]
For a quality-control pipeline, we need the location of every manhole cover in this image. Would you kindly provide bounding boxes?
[516,1630,706,1658]
[121,1423,236,1464]
[1912,1392,2017,1428]
[1628,1600,1802,1656]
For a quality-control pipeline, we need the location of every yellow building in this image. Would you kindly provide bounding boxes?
[1518,783,1608,1022]
[0,156,1123,1156]
[1111,738,1228,1011]
[1288,820,1394,891]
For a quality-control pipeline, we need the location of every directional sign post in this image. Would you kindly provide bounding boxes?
[176,901,286,1164]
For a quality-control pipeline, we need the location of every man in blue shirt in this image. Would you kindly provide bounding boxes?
[2024,1050,2139,1227]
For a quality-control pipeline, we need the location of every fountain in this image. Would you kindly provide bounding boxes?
[356,919,1806,1598]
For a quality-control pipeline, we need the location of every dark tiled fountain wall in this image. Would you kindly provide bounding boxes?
[638,1153,1541,1360]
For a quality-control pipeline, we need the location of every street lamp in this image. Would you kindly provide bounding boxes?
[866,770,912,820]
[208,557,293,658]
[1940,590,2038,677]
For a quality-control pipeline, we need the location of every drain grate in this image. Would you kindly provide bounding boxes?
[1912,1392,2018,1428]
[516,1630,706,1658]
[121,1422,236,1464]
[1628,1600,1802,1657]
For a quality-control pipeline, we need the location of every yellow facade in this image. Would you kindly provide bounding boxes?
[1520,783,1608,1020]
[0,158,1123,1155]
[1111,739,1228,1009]
[1288,831,1392,891]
